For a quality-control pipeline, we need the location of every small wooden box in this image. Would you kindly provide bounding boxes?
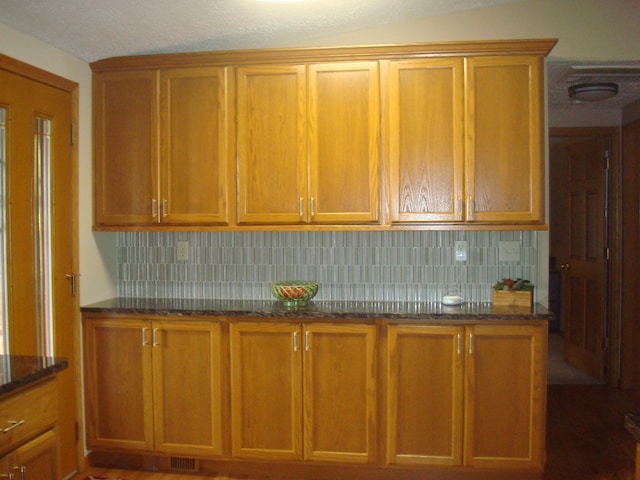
[492,290,533,308]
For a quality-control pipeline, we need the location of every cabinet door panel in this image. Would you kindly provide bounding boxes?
[464,324,547,469]
[94,70,159,225]
[230,323,302,459]
[386,325,464,465]
[84,317,154,451]
[387,59,464,222]
[5,428,59,480]
[236,66,308,224]
[303,324,377,463]
[152,320,223,456]
[308,62,380,223]
[465,56,544,223]
[160,67,229,225]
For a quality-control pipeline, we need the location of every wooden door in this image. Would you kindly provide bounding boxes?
[385,58,464,222]
[94,69,159,225]
[303,323,377,463]
[308,62,380,224]
[84,317,154,451]
[464,324,547,469]
[160,67,229,225]
[3,429,59,479]
[229,322,303,459]
[465,56,544,223]
[550,135,608,379]
[152,319,224,456]
[386,325,464,466]
[236,65,308,224]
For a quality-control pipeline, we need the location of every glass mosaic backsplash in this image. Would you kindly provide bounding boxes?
[117,230,537,303]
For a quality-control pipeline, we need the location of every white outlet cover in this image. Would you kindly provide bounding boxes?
[454,240,468,262]
[177,241,189,261]
[499,241,520,262]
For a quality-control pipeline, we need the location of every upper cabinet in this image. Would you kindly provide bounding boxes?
[94,66,230,227]
[91,39,555,231]
[236,62,380,225]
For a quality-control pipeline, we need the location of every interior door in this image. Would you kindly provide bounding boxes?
[0,60,78,476]
[550,134,608,380]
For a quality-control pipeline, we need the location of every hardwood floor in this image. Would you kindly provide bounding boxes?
[73,385,640,480]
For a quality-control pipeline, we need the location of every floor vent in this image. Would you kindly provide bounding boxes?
[169,456,199,472]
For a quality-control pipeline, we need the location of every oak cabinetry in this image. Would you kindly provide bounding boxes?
[386,323,547,470]
[83,316,224,456]
[236,62,380,225]
[94,67,230,227]
[229,322,377,463]
[0,379,60,479]
[385,55,544,224]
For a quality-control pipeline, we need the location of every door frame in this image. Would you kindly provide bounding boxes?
[0,53,84,472]
[549,127,622,387]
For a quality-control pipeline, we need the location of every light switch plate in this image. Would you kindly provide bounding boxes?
[177,241,189,261]
[499,241,520,262]
[454,241,468,262]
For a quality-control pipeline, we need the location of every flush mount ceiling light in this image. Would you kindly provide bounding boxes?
[568,82,619,102]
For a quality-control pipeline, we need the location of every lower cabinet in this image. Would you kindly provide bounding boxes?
[229,321,377,463]
[0,379,60,479]
[386,323,547,470]
[83,315,224,456]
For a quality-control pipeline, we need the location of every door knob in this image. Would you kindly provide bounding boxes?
[560,263,571,271]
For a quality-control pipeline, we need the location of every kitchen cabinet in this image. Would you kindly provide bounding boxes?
[385,55,544,224]
[229,321,377,463]
[386,323,547,470]
[0,379,60,479]
[83,315,224,456]
[94,67,230,227]
[236,62,380,225]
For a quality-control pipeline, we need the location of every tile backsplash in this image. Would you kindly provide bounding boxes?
[117,230,537,303]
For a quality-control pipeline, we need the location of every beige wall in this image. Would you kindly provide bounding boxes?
[1,0,639,305]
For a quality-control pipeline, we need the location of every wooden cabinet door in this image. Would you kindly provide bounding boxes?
[308,62,380,224]
[94,70,159,226]
[236,65,308,224]
[84,317,154,451]
[152,320,224,456]
[464,324,547,469]
[465,56,544,223]
[160,67,229,225]
[303,323,377,463]
[3,428,59,479]
[230,322,303,459]
[385,59,464,223]
[386,325,464,466]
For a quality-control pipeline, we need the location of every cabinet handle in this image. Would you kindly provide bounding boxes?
[142,327,149,346]
[12,466,25,480]
[457,333,462,356]
[468,196,475,217]
[162,199,168,218]
[468,333,474,354]
[152,328,159,347]
[457,197,462,215]
[0,473,13,479]
[293,331,298,352]
[299,197,304,218]
[152,198,158,218]
[0,420,24,434]
[310,197,315,217]
[305,331,310,351]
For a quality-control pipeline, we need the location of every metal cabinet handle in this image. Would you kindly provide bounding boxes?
[310,197,315,217]
[457,333,462,356]
[152,198,158,218]
[142,327,149,346]
[162,199,168,218]
[468,196,475,217]
[1,420,24,434]
[293,331,298,352]
[468,333,474,354]
[152,328,159,347]
[299,197,304,218]
[305,331,310,351]
[12,466,24,480]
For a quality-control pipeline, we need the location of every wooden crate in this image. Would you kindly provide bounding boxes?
[492,289,533,308]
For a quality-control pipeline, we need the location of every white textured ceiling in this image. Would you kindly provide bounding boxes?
[1,0,639,112]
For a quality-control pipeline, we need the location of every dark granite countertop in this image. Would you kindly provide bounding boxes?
[0,355,68,396]
[81,297,552,323]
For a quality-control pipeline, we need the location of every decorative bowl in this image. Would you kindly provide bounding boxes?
[271,281,319,307]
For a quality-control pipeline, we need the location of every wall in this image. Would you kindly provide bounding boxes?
[118,231,538,303]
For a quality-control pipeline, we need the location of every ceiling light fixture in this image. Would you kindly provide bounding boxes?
[568,82,619,102]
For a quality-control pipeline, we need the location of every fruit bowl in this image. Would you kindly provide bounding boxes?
[271,281,319,307]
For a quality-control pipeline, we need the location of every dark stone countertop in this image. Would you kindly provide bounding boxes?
[81,297,552,323]
[0,355,68,396]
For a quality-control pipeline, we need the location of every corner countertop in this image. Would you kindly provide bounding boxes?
[0,355,68,396]
[81,297,552,322]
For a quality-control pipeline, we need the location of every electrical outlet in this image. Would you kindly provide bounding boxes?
[454,240,468,262]
[177,241,189,261]
[499,241,520,262]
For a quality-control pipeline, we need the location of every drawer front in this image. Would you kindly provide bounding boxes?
[0,379,58,455]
